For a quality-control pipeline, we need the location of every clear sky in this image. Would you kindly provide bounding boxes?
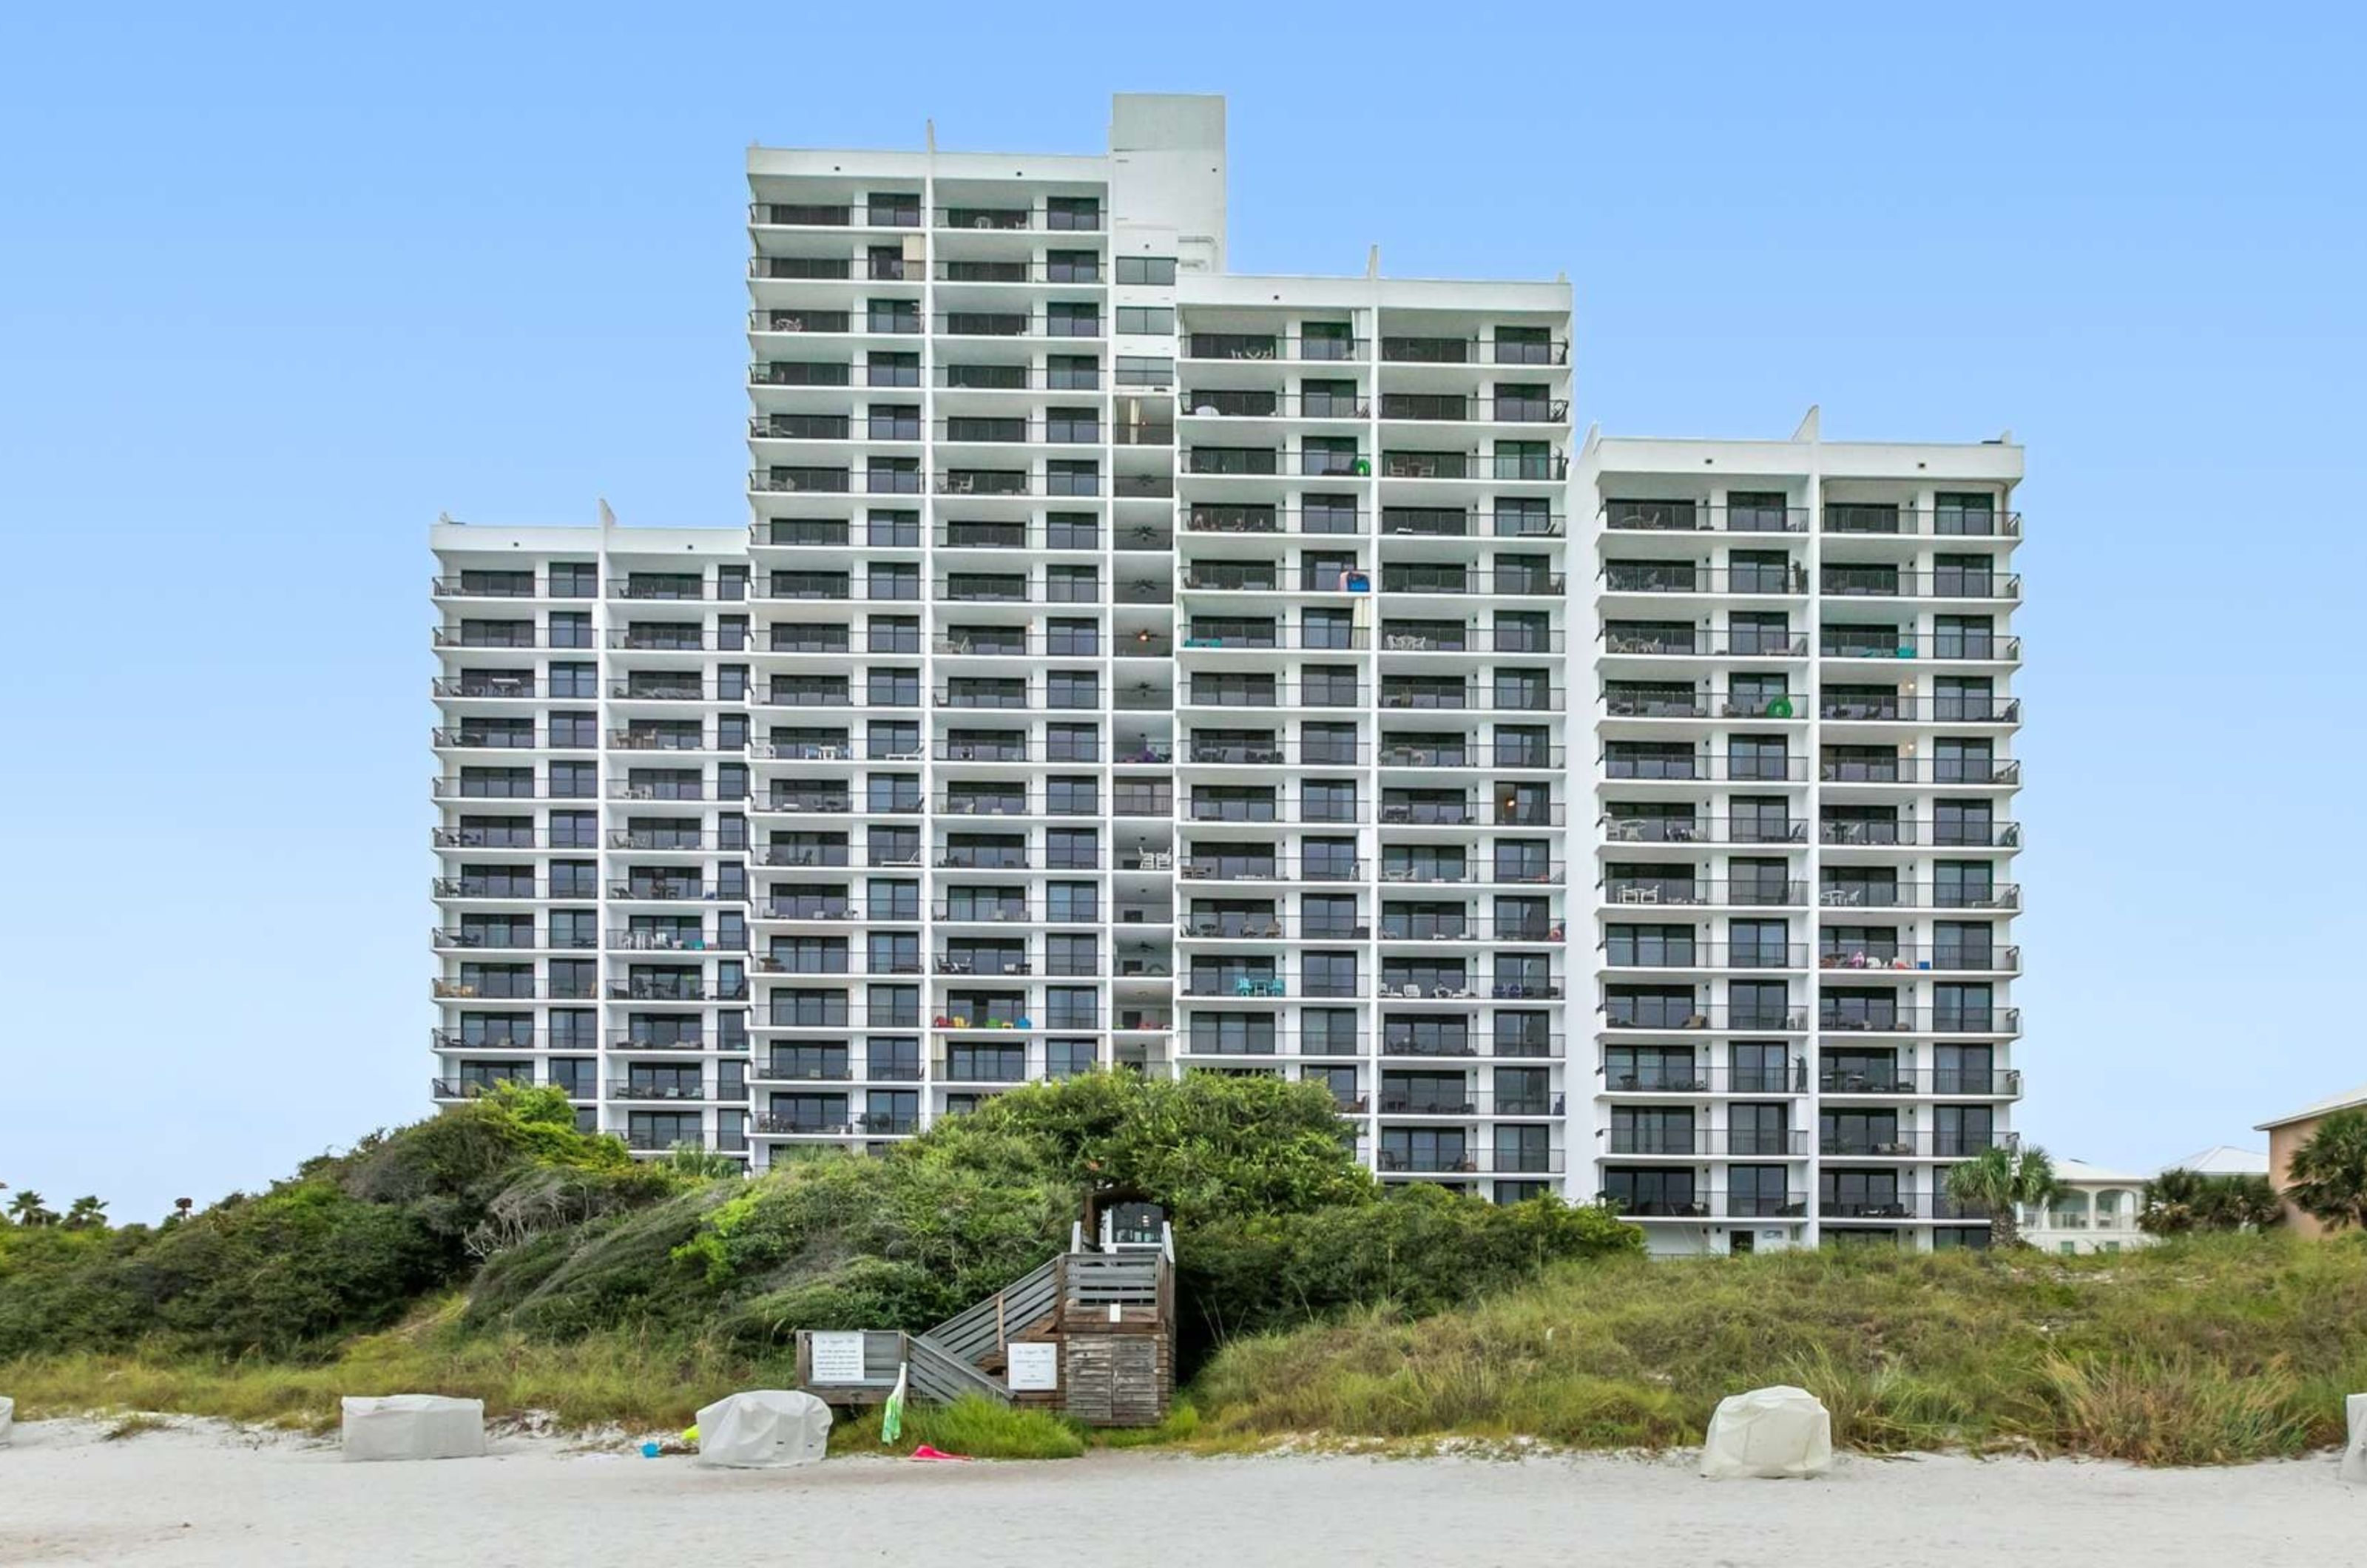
[2,4,2360,1220]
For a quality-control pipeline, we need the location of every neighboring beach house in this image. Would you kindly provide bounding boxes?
[2019,1146,2269,1254]
[2258,1084,2367,1238]
[2022,1158,2150,1254]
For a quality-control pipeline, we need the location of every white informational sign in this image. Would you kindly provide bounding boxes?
[1007,1341,1059,1393]
[808,1331,868,1384]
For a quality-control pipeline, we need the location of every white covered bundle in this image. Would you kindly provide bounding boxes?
[2342,1393,2367,1486]
[695,1390,833,1468]
[0,1393,13,1446]
[1699,1385,1833,1479]
[340,1395,486,1462]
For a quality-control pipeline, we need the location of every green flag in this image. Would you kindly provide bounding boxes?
[881,1363,908,1445]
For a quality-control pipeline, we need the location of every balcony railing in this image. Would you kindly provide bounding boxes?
[1819,1068,2024,1097]
[1818,759,2024,786]
[1597,1063,1809,1095]
[1604,1129,1810,1157]
[1819,695,2022,724]
[1817,946,2022,974]
[1601,629,1810,658]
[1818,1008,2023,1036]
[1601,501,1809,534]
[1813,882,2022,910]
[1820,820,2022,848]
[1599,566,1809,596]
[1601,753,1809,783]
[1817,1131,2010,1158]
[1602,879,1809,908]
[1820,568,2023,601]
[1375,1150,1567,1175]
[1598,1006,1809,1033]
[1600,944,1810,972]
[1821,506,2022,538]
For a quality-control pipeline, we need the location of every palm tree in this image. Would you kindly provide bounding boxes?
[61,1195,108,1231]
[1945,1143,2061,1249]
[6,1189,56,1227]
[2286,1109,2367,1231]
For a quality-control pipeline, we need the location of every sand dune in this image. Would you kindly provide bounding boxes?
[1,1416,2358,1567]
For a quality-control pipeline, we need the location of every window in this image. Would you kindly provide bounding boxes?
[1116,355,1173,387]
[1115,305,1175,335]
[1048,301,1101,338]
[1602,1166,1697,1216]
[1048,354,1101,391]
[549,561,598,598]
[1115,255,1178,285]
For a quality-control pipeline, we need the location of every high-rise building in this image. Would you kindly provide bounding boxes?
[430,95,2020,1247]
[1579,415,2025,1252]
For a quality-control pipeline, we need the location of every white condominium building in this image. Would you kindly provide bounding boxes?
[1581,416,2025,1252]
[430,94,2022,1243]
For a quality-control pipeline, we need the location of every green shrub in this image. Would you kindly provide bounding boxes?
[1180,1185,1641,1348]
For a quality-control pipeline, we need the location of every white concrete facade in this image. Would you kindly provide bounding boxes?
[1579,417,2026,1251]
[429,95,2019,1221]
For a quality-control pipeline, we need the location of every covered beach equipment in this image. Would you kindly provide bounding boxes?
[340,1395,487,1461]
[695,1390,834,1468]
[1699,1385,1834,1479]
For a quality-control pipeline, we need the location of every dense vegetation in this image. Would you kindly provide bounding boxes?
[10,1082,2365,1467]
[0,1075,1629,1374]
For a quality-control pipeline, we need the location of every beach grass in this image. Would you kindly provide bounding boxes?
[1,1295,778,1434]
[831,1394,1090,1459]
[1186,1232,2367,1464]
[10,1234,2365,1465]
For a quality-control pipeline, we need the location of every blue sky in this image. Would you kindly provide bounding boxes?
[1,4,2360,1219]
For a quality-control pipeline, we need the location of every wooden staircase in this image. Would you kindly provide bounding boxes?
[797,1224,1176,1426]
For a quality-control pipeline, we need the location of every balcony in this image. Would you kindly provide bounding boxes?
[1817,946,2021,974]
[1821,567,2022,601]
[1600,944,1809,972]
[1375,1149,1567,1175]
[1601,501,1808,534]
[1821,504,2021,538]
[1818,1008,2022,1036]
[1817,1131,2009,1158]
[1819,1068,2024,1097]
[1378,334,1570,366]
[1601,629,1809,658]
[1604,1129,1809,1158]
[1598,1064,1808,1095]
[1819,694,2021,724]
[1602,752,1808,784]
[1184,332,1367,363]
[1603,878,1809,909]
[612,1082,714,1103]
[1598,565,1807,596]
[1598,1005,1808,1034]
[750,200,921,228]
[1820,820,2022,849]
[1813,883,2021,911]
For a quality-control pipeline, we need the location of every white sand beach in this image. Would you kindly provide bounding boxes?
[1,1416,2357,1568]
